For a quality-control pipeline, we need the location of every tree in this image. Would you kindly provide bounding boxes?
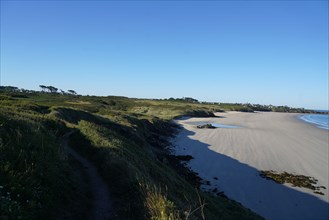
[46,86,58,93]
[0,86,19,92]
[39,85,46,92]
[183,97,199,103]
[67,90,77,95]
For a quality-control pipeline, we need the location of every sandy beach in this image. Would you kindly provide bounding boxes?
[174,112,329,220]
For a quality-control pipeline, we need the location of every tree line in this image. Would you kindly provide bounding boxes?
[0,85,78,96]
[39,85,77,95]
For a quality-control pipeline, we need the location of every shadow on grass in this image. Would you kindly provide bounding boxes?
[174,128,329,220]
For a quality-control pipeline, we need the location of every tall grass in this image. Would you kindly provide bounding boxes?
[0,107,70,219]
[139,181,180,220]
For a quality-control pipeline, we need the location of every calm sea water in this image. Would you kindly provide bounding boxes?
[300,114,329,130]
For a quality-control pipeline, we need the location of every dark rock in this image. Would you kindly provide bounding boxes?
[197,124,216,129]
[216,191,228,199]
[259,170,326,195]
[175,155,194,161]
[204,180,211,185]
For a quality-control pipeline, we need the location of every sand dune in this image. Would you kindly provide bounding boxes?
[173,112,329,220]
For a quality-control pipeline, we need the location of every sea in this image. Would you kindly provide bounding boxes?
[300,113,329,130]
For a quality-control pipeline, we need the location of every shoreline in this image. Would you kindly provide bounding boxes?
[173,111,329,220]
[298,114,329,130]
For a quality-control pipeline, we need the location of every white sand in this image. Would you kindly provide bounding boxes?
[173,112,329,220]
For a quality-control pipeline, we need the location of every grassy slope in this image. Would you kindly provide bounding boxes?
[0,98,90,219]
[0,92,263,220]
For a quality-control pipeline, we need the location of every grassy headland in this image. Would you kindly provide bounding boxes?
[2,86,309,219]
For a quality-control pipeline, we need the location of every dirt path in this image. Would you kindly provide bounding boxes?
[63,133,115,220]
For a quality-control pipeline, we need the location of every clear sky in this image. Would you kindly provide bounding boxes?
[1,1,328,109]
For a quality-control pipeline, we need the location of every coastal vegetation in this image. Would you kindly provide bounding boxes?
[0,86,264,220]
[216,103,324,114]
[0,100,89,219]
[1,85,326,114]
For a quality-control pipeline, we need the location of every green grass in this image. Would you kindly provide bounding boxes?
[0,91,263,220]
[0,107,69,219]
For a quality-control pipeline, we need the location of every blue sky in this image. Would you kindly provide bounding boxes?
[1,1,328,109]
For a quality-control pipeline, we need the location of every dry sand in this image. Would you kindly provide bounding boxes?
[173,112,329,220]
